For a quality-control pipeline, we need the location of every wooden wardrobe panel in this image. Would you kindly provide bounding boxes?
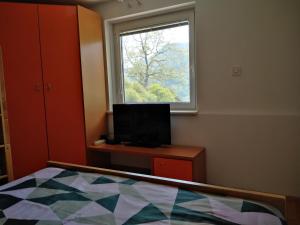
[0,3,48,178]
[0,47,13,181]
[38,5,86,165]
[77,6,107,146]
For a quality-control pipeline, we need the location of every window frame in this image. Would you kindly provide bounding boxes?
[105,3,196,112]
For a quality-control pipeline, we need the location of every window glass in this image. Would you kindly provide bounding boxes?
[120,22,190,104]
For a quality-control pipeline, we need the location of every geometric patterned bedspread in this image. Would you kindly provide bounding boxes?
[0,167,286,225]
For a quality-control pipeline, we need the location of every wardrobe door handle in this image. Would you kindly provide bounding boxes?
[45,83,53,91]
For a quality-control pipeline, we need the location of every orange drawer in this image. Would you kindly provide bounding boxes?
[153,157,193,181]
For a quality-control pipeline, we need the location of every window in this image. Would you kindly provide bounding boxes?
[110,8,196,111]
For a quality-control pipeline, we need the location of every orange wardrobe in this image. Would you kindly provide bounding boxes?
[0,3,107,179]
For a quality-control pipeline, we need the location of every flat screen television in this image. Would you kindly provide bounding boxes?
[113,104,171,147]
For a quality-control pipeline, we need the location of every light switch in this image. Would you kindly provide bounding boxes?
[232,65,242,76]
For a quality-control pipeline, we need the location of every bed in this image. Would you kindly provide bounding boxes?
[0,161,287,225]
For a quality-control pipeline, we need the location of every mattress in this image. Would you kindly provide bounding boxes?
[0,167,286,225]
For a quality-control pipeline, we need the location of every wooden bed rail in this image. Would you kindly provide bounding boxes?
[47,161,287,216]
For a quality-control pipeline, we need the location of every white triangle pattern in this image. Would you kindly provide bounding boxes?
[0,188,35,199]
[65,201,111,220]
[134,182,178,218]
[114,194,149,225]
[34,167,64,179]
[4,199,60,221]
[177,198,212,214]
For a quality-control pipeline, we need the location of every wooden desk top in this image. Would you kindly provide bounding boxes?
[88,143,205,160]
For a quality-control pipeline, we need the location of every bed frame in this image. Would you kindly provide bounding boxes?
[48,161,287,216]
[48,161,300,225]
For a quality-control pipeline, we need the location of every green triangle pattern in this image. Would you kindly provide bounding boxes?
[0,194,22,210]
[241,200,276,216]
[211,195,244,212]
[29,192,90,206]
[1,179,37,192]
[35,179,49,186]
[171,205,239,225]
[54,170,78,178]
[175,189,206,204]
[119,179,137,185]
[92,176,116,184]
[119,184,146,202]
[96,194,119,212]
[53,176,78,186]
[71,214,116,225]
[39,179,82,193]
[81,192,115,201]
[3,218,39,225]
[27,187,69,199]
[50,200,91,220]
[123,203,168,225]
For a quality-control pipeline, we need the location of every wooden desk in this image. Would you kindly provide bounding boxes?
[88,144,206,183]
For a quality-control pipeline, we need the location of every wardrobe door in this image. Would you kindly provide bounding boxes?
[77,6,108,146]
[0,3,48,178]
[38,5,86,165]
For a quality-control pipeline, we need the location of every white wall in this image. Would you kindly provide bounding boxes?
[91,0,300,197]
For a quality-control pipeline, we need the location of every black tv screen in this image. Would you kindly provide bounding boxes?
[113,104,171,147]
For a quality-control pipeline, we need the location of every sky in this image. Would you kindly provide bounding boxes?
[163,25,189,44]
[122,24,189,46]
